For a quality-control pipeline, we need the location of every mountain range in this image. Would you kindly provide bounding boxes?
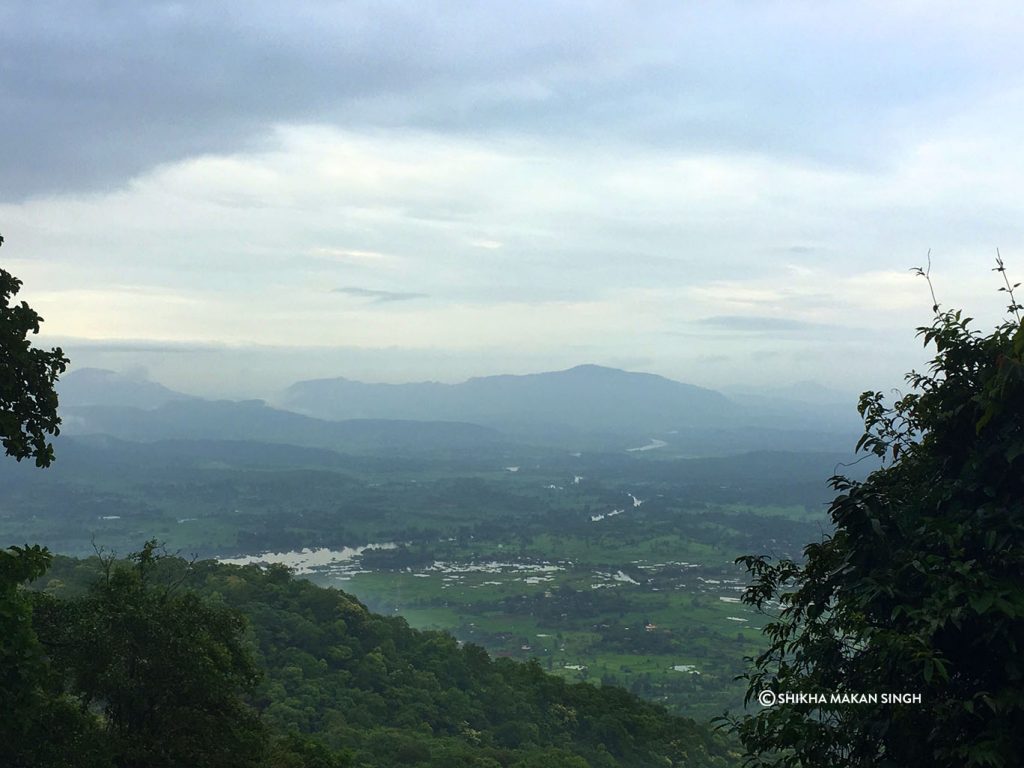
[277,364,737,432]
[56,365,861,455]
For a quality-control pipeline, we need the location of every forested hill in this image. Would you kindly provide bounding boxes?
[37,553,739,767]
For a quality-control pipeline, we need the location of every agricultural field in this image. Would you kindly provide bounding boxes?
[226,472,826,719]
[2,434,845,718]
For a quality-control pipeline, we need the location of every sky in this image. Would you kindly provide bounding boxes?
[3,1,1024,399]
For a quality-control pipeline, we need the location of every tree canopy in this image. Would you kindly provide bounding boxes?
[0,246,95,766]
[34,549,738,768]
[0,234,69,467]
[33,541,269,767]
[727,262,1024,767]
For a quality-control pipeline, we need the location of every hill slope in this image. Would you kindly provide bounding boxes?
[59,399,502,453]
[58,367,197,409]
[38,554,739,767]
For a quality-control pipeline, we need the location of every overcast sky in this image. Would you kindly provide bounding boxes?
[3,1,1024,398]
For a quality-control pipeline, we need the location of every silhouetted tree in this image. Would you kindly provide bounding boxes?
[0,234,69,467]
[727,260,1024,767]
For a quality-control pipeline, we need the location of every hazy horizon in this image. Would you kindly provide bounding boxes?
[6,2,1024,397]
[56,352,864,406]
[54,340,878,405]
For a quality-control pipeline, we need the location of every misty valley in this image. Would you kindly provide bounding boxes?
[6,8,1023,763]
[1,366,866,724]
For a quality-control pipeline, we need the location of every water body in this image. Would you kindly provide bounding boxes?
[626,438,667,450]
[219,543,397,575]
[626,438,668,453]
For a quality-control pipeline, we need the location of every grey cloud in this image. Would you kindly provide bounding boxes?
[4,2,1015,200]
[331,286,427,303]
[1,1,616,199]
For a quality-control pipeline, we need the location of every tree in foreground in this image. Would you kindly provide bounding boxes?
[1,544,108,767]
[0,233,69,467]
[35,541,269,767]
[0,245,271,766]
[0,239,99,766]
[726,260,1024,767]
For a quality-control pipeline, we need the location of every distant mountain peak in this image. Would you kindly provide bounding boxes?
[65,366,120,379]
[59,367,196,410]
[281,363,733,432]
[560,363,629,375]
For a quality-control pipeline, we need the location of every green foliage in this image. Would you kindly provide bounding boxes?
[0,260,97,766]
[1,545,106,767]
[199,558,736,767]
[0,235,69,467]
[0,545,52,721]
[1,545,54,756]
[34,541,268,767]
[726,281,1024,766]
[265,731,351,768]
[40,551,740,767]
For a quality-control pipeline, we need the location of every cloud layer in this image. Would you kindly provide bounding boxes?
[3,2,1024,396]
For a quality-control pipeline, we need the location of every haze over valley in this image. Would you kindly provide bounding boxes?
[3,362,873,720]
[4,3,1020,765]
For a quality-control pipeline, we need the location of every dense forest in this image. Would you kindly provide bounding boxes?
[13,544,738,767]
